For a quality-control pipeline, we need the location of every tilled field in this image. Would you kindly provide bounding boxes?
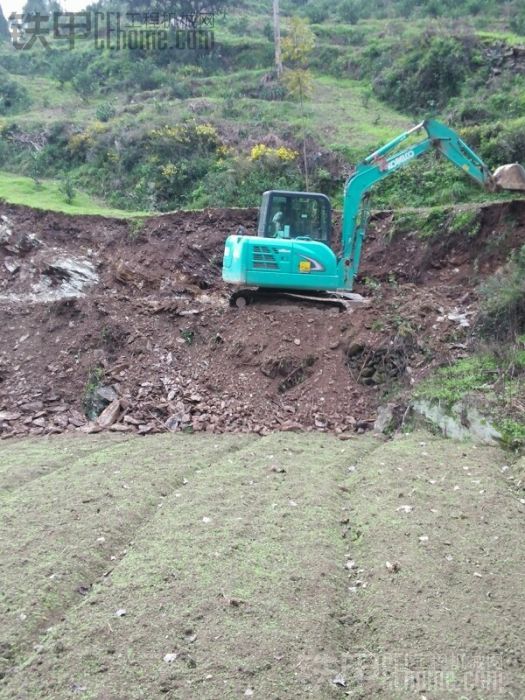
[0,430,523,699]
[0,199,524,437]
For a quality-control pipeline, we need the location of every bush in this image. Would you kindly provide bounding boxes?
[462,119,525,169]
[72,71,95,101]
[168,79,193,100]
[510,7,525,36]
[372,34,475,113]
[338,0,360,24]
[229,16,249,35]
[0,68,31,115]
[132,59,164,91]
[59,175,76,204]
[477,246,525,342]
[304,0,330,24]
[95,103,116,122]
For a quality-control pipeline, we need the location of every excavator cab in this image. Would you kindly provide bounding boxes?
[258,190,332,245]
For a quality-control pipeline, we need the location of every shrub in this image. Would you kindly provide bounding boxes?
[510,6,525,36]
[96,103,116,122]
[59,175,76,204]
[477,246,525,342]
[372,35,475,113]
[303,1,330,24]
[72,71,95,101]
[0,68,31,115]
[338,0,360,24]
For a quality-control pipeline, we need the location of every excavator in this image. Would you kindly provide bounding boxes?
[222,119,525,310]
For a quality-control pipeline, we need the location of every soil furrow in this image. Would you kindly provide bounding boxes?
[0,433,255,683]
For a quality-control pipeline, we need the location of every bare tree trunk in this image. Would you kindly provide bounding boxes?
[299,89,309,192]
[273,0,282,76]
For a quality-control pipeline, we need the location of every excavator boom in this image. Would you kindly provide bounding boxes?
[339,119,500,288]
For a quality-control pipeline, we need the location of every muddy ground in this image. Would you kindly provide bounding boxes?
[0,430,523,699]
[0,199,524,437]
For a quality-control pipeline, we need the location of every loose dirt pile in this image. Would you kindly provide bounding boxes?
[0,199,524,438]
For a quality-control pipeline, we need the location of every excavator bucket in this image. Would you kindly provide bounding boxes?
[493,163,525,192]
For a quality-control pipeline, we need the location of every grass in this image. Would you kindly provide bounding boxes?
[0,431,379,699]
[389,206,483,241]
[0,171,147,217]
[310,76,411,154]
[340,431,524,697]
[1,430,523,698]
[414,353,525,450]
[0,432,255,679]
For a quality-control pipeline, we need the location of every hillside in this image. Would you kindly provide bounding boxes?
[0,4,524,697]
[0,0,524,213]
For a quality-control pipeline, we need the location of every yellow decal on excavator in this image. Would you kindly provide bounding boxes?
[299,260,311,273]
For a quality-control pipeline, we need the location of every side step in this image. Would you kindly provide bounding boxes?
[229,288,370,312]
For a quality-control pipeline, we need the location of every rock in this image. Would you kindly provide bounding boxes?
[386,560,401,573]
[53,414,69,428]
[96,400,121,428]
[374,403,397,433]
[281,420,303,432]
[0,411,22,421]
[4,257,20,274]
[0,219,12,245]
[79,422,102,434]
[165,408,191,431]
[32,417,47,428]
[344,341,364,358]
[20,401,44,412]
[109,423,132,432]
[355,419,373,430]
[68,411,86,427]
[95,386,118,403]
[165,415,182,432]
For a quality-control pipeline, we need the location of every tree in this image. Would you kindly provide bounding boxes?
[22,0,48,14]
[126,0,230,23]
[281,17,315,190]
[0,4,9,40]
[273,0,282,76]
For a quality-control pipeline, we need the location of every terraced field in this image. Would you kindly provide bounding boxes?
[1,431,523,699]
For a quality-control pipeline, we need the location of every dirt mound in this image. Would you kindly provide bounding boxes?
[0,200,524,438]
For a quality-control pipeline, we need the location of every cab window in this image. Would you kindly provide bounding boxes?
[266,194,330,242]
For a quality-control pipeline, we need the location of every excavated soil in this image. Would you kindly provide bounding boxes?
[0,199,524,438]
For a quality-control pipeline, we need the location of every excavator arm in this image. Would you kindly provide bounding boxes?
[338,119,497,288]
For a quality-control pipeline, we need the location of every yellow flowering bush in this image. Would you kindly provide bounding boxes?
[249,144,298,162]
[150,122,220,151]
[160,162,178,179]
[67,131,95,155]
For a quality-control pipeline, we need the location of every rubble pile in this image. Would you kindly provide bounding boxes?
[1,199,524,438]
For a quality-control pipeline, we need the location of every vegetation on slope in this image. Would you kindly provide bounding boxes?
[0,0,524,213]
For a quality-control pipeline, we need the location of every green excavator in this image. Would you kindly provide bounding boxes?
[222,119,525,310]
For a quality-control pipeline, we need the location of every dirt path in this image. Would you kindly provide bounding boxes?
[1,431,523,699]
